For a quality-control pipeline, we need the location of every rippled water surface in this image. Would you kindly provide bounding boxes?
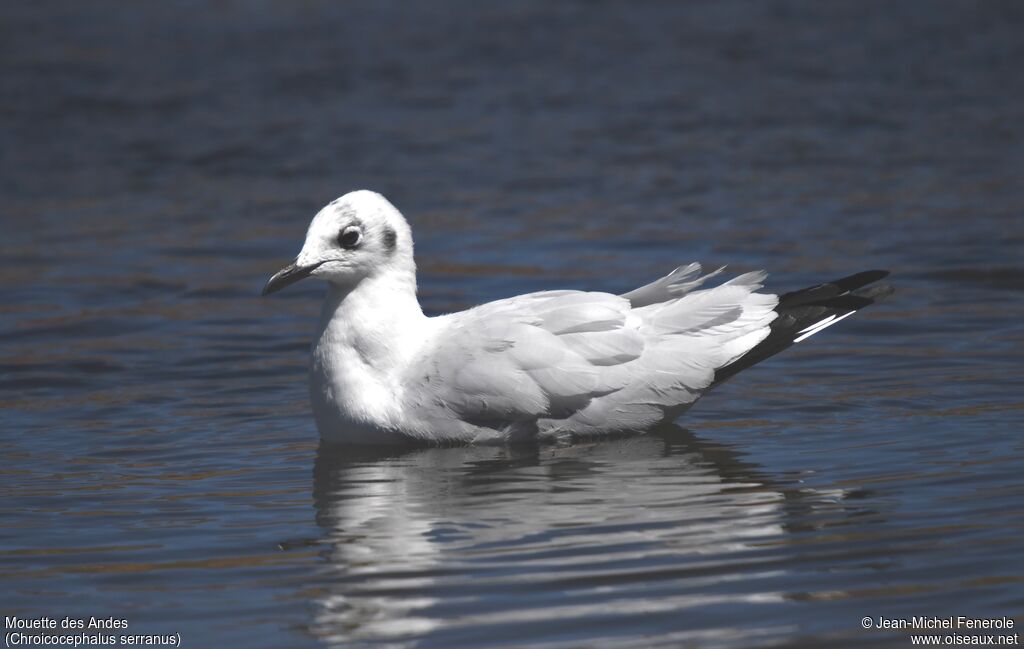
[3,2,1023,647]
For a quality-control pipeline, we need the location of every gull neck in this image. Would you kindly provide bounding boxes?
[316,269,426,365]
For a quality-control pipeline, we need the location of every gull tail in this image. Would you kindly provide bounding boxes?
[711,270,893,387]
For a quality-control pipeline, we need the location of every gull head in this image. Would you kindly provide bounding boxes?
[262,190,413,295]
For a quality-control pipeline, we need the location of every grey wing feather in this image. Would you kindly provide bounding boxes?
[621,263,726,307]
[410,267,778,440]
[411,291,644,431]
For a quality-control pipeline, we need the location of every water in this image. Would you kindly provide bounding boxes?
[2,1,1023,647]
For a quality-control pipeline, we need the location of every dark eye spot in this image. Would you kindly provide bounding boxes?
[382,227,397,254]
[338,226,362,249]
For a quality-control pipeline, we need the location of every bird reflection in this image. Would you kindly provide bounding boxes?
[305,425,872,645]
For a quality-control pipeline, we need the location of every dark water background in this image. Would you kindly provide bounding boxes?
[3,2,1023,647]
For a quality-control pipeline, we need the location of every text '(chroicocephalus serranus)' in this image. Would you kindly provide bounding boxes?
[263,190,891,445]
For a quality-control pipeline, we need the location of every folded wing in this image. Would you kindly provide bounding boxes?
[408,266,778,439]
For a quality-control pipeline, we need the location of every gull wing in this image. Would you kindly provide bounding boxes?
[558,271,778,435]
[408,290,644,432]
[407,268,779,440]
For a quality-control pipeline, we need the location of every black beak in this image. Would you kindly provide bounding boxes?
[262,262,315,295]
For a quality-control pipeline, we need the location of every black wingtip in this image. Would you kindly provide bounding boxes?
[711,269,893,388]
[779,269,891,309]
[832,269,889,292]
[851,282,895,303]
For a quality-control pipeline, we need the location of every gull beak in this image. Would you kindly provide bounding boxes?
[262,262,315,295]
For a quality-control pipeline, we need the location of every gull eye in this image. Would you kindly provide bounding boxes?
[338,226,362,249]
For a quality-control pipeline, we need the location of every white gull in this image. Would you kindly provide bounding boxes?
[263,190,891,445]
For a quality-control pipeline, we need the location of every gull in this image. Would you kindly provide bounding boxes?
[263,190,891,445]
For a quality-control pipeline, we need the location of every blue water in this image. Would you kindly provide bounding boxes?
[2,2,1023,647]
